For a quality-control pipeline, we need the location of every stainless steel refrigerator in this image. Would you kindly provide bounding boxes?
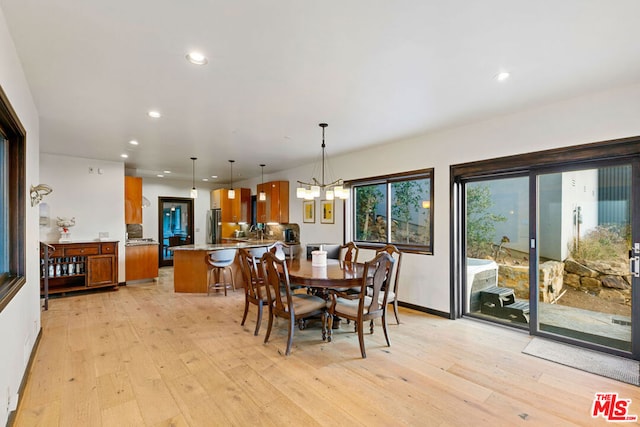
[206,209,222,244]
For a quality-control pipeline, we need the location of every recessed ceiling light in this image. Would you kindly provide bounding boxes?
[211,175,218,179]
[148,110,161,118]
[157,174,164,178]
[120,154,128,158]
[129,140,139,145]
[163,170,171,174]
[495,71,510,81]
[186,51,208,65]
[202,178,209,182]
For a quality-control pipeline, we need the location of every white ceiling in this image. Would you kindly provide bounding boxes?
[2,0,640,183]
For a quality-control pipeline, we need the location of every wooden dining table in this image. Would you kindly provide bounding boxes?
[285,258,366,289]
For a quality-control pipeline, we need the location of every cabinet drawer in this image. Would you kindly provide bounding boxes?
[101,243,117,254]
[65,246,100,256]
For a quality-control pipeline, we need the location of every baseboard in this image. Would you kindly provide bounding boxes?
[7,327,42,427]
[399,301,449,319]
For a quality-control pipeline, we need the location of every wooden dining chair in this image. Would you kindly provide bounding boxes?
[339,241,359,263]
[261,251,329,355]
[238,247,269,335]
[326,251,395,358]
[267,240,292,261]
[374,244,403,324]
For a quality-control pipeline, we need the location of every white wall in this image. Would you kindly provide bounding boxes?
[0,7,41,425]
[39,154,126,282]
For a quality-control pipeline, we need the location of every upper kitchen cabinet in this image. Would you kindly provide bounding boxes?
[257,180,289,224]
[211,188,251,223]
[125,176,142,224]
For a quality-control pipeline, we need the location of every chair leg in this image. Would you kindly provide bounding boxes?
[382,310,391,347]
[321,311,327,341]
[222,268,228,296]
[326,314,333,342]
[264,307,274,344]
[357,321,366,358]
[254,301,263,336]
[241,296,249,326]
[392,300,400,324]
[229,266,236,292]
[285,316,295,356]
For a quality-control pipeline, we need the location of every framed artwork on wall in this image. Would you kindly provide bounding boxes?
[303,200,315,223]
[320,199,334,224]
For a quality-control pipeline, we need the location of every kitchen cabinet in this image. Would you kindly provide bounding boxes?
[40,241,119,295]
[211,188,251,223]
[257,180,289,224]
[125,243,159,281]
[125,176,143,224]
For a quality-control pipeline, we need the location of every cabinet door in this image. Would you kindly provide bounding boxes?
[87,255,116,286]
[256,183,267,223]
[267,181,289,223]
[125,176,143,224]
[238,188,251,223]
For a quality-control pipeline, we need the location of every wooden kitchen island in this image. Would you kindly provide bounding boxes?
[170,241,276,293]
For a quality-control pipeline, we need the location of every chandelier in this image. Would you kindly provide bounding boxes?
[296,123,348,200]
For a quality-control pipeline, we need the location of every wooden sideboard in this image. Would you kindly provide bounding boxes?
[40,241,119,295]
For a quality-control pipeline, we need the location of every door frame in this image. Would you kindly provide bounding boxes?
[451,135,640,359]
[158,197,194,267]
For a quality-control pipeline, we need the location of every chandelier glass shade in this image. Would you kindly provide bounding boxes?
[296,123,349,200]
[190,157,198,199]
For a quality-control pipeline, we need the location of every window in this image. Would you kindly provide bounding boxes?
[350,169,433,253]
[0,85,26,312]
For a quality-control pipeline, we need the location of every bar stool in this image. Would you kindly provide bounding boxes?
[206,249,237,296]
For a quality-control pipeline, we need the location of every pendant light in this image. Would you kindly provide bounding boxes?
[258,164,266,201]
[190,157,198,199]
[228,160,236,199]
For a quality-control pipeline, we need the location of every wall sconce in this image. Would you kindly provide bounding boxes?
[30,184,53,207]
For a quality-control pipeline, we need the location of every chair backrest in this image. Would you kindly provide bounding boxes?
[376,244,402,295]
[268,241,290,261]
[238,248,263,300]
[208,248,237,267]
[260,251,293,314]
[361,251,395,315]
[339,242,359,263]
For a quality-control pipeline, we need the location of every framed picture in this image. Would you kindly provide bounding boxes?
[303,200,315,223]
[320,199,334,224]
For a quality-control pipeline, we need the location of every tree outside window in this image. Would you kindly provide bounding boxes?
[351,169,433,253]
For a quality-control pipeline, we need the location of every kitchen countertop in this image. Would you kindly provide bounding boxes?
[170,241,278,251]
[125,239,159,247]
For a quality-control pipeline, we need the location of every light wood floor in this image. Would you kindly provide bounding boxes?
[15,267,640,426]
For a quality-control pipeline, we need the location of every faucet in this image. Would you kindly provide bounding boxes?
[249,225,264,241]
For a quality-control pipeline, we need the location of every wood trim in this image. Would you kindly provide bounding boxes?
[0,84,26,313]
[451,134,640,179]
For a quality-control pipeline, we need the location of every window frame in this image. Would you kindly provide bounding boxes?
[347,168,434,254]
[0,85,26,312]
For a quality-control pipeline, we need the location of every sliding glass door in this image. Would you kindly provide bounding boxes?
[535,162,635,353]
[454,137,640,359]
[464,176,530,327]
